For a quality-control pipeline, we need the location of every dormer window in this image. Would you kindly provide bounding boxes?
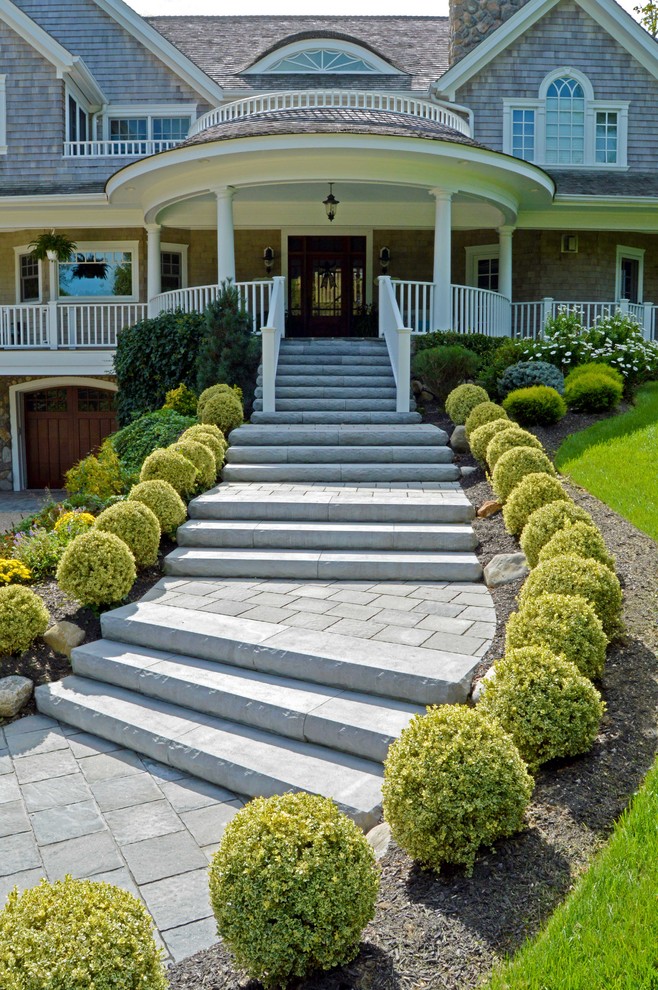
[503,69,628,168]
[245,39,401,76]
[267,48,378,73]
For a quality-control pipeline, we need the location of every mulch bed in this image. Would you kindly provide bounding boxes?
[167,404,658,990]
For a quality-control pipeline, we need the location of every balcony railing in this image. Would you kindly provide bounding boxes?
[150,281,274,334]
[0,303,147,349]
[189,91,472,138]
[63,139,183,158]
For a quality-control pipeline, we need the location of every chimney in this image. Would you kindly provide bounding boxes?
[449,0,531,66]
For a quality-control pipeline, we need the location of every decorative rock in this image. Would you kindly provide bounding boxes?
[484,552,529,587]
[0,675,33,717]
[472,665,497,704]
[411,379,423,396]
[419,388,434,404]
[366,821,392,861]
[43,621,85,658]
[461,465,478,477]
[450,425,469,453]
[477,499,502,518]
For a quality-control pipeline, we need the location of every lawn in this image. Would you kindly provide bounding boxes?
[486,754,658,990]
[555,381,658,542]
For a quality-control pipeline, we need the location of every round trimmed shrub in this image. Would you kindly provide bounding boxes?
[479,646,605,769]
[469,418,517,464]
[184,422,228,453]
[502,473,571,535]
[539,520,616,572]
[382,705,533,875]
[168,439,215,491]
[520,500,595,568]
[498,359,565,398]
[505,593,608,679]
[199,389,244,436]
[564,372,623,413]
[518,553,623,638]
[95,501,160,569]
[197,382,235,417]
[491,446,556,503]
[486,425,544,470]
[139,448,198,499]
[127,480,186,536]
[209,792,379,989]
[444,383,489,425]
[464,401,509,439]
[56,530,136,607]
[179,426,225,472]
[0,876,167,990]
[503,385,567,426]
[0,586,50,655]
[565,362,624,387]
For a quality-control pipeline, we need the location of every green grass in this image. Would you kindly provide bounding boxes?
[555,381,658,542]
[486,756,658,990]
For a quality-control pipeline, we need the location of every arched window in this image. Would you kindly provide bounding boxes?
[245,39,401,76]
[503,69,627,168]
[267,49,378,74]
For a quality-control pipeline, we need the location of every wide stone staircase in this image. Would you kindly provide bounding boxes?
[37,338,492,829]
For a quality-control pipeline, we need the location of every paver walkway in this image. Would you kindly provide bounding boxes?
[0,713,242,963]
[0,490,65,533]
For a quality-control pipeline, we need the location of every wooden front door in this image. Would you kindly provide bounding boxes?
[24,386,117,489]
[287,236,366,337]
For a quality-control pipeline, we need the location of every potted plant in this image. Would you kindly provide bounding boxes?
[28,230,76,263]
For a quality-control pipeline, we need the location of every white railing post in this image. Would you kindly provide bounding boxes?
[378,276,412,412]
[48,301,59,350]
[541,297,554,332]
[396,328,412,413]
[643,302,654,339]
[619,298,630,315]
[261,275,286,413]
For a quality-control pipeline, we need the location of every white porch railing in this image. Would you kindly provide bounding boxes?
[511,298,655,339]
[451,284,511,337]
[63,140,183,157]
[0,303,147,349]
[393,280,434,334]
[260,276,286,413]
[378,276,412,413]
[189,91,471,138]
[150,281,273,333]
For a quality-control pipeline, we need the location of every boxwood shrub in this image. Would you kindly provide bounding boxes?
[95,501,160,569]
[383,705,533,875]
[0,586,50,655]
[502,473,571,536]
[179,427,224,472]
[127,480,186,537]
[464,401,509,439]
[139,448,198,499]
[564,372,623,413]
[491,446,556,503]
[505,592,608,680]
[198,385,244,436]
[479,645,605,769]
[57,530,136,607]
[503,385,567,426]
[469,418,517,464]
[520,501,595,568]
[538,520,616,572]
[519,553,623,639]
[444,384,489,425]
[209,792,379,989]
[486,425,544,470]
[168,439,216,491]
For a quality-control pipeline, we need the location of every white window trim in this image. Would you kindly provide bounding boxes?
[14,246,44,304]
[161,242,188,289]
[101,104,198,140]
[0,75,6,155]
[65,84,93,142]
[502,69,629,168]
[245,39,401,75]
[615,245,644,302]
[56,240,140,303]
[464,244,500,288]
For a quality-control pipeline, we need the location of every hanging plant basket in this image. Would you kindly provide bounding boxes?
[28,230,77,263]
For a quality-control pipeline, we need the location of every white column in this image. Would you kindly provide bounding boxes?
[430,188,452,330]
[498,225,514,301]
[213,185,236,284]
[146,223,161,316]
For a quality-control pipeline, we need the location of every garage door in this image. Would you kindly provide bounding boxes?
[24,386,117,489]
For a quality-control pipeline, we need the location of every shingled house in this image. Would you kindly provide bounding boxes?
[1,0,657,489]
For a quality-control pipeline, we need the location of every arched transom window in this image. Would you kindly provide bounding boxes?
[268,49,378,73]
[503,69,628,168]
[246,39,401,76]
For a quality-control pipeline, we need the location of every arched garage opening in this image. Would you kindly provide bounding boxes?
[9,378,118,491]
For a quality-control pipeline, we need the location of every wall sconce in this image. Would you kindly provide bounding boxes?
[379,246,391,274]
[263,246,275,275]
[323,183,339,222]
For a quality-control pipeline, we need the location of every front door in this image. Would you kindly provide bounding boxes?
[287,236,366,337]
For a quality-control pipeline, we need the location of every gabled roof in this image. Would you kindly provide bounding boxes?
[147,16,450,92]
[436,0,658,99]
[0,0,106,105]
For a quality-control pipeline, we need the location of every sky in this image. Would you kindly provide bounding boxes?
[127,0,642,21]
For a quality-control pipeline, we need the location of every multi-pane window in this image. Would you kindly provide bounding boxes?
[511,109,535,161]
[19,254,40,302]
[161,251,183,292]
[476,257,499,293]
[110,118,148,142]
[267,48,377,73]
[595,111,618,164]
[545,77,585,165]
[152,118,190,142]
[108,116,190,151]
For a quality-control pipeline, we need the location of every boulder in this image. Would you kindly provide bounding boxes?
[477,499,502,518]
[0,675,33,718]
[484,552,529,587]
[472,665,497,704]
[450,425,469,453]
[366,821,392,861]
[461,465,478,477]
[43,621,85,658]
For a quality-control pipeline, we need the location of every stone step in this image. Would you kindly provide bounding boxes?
[190,490,474,523]
[221,463,459,483]
[69,640,424,764]
[269,376,396,388]
[164,546,482,581]
[252,398,405,412]
[255,386,398,400]
[228,425,448,446]
[36,677,383,830]
[99,600,481,705]
[250,411,422,424]
[225,445,453,465]
[275,356,392,367]
[270,364,395,376]
[280,341,386,352]
[177,520,478,552]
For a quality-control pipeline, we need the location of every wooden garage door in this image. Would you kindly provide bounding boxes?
[24,386,117,489]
